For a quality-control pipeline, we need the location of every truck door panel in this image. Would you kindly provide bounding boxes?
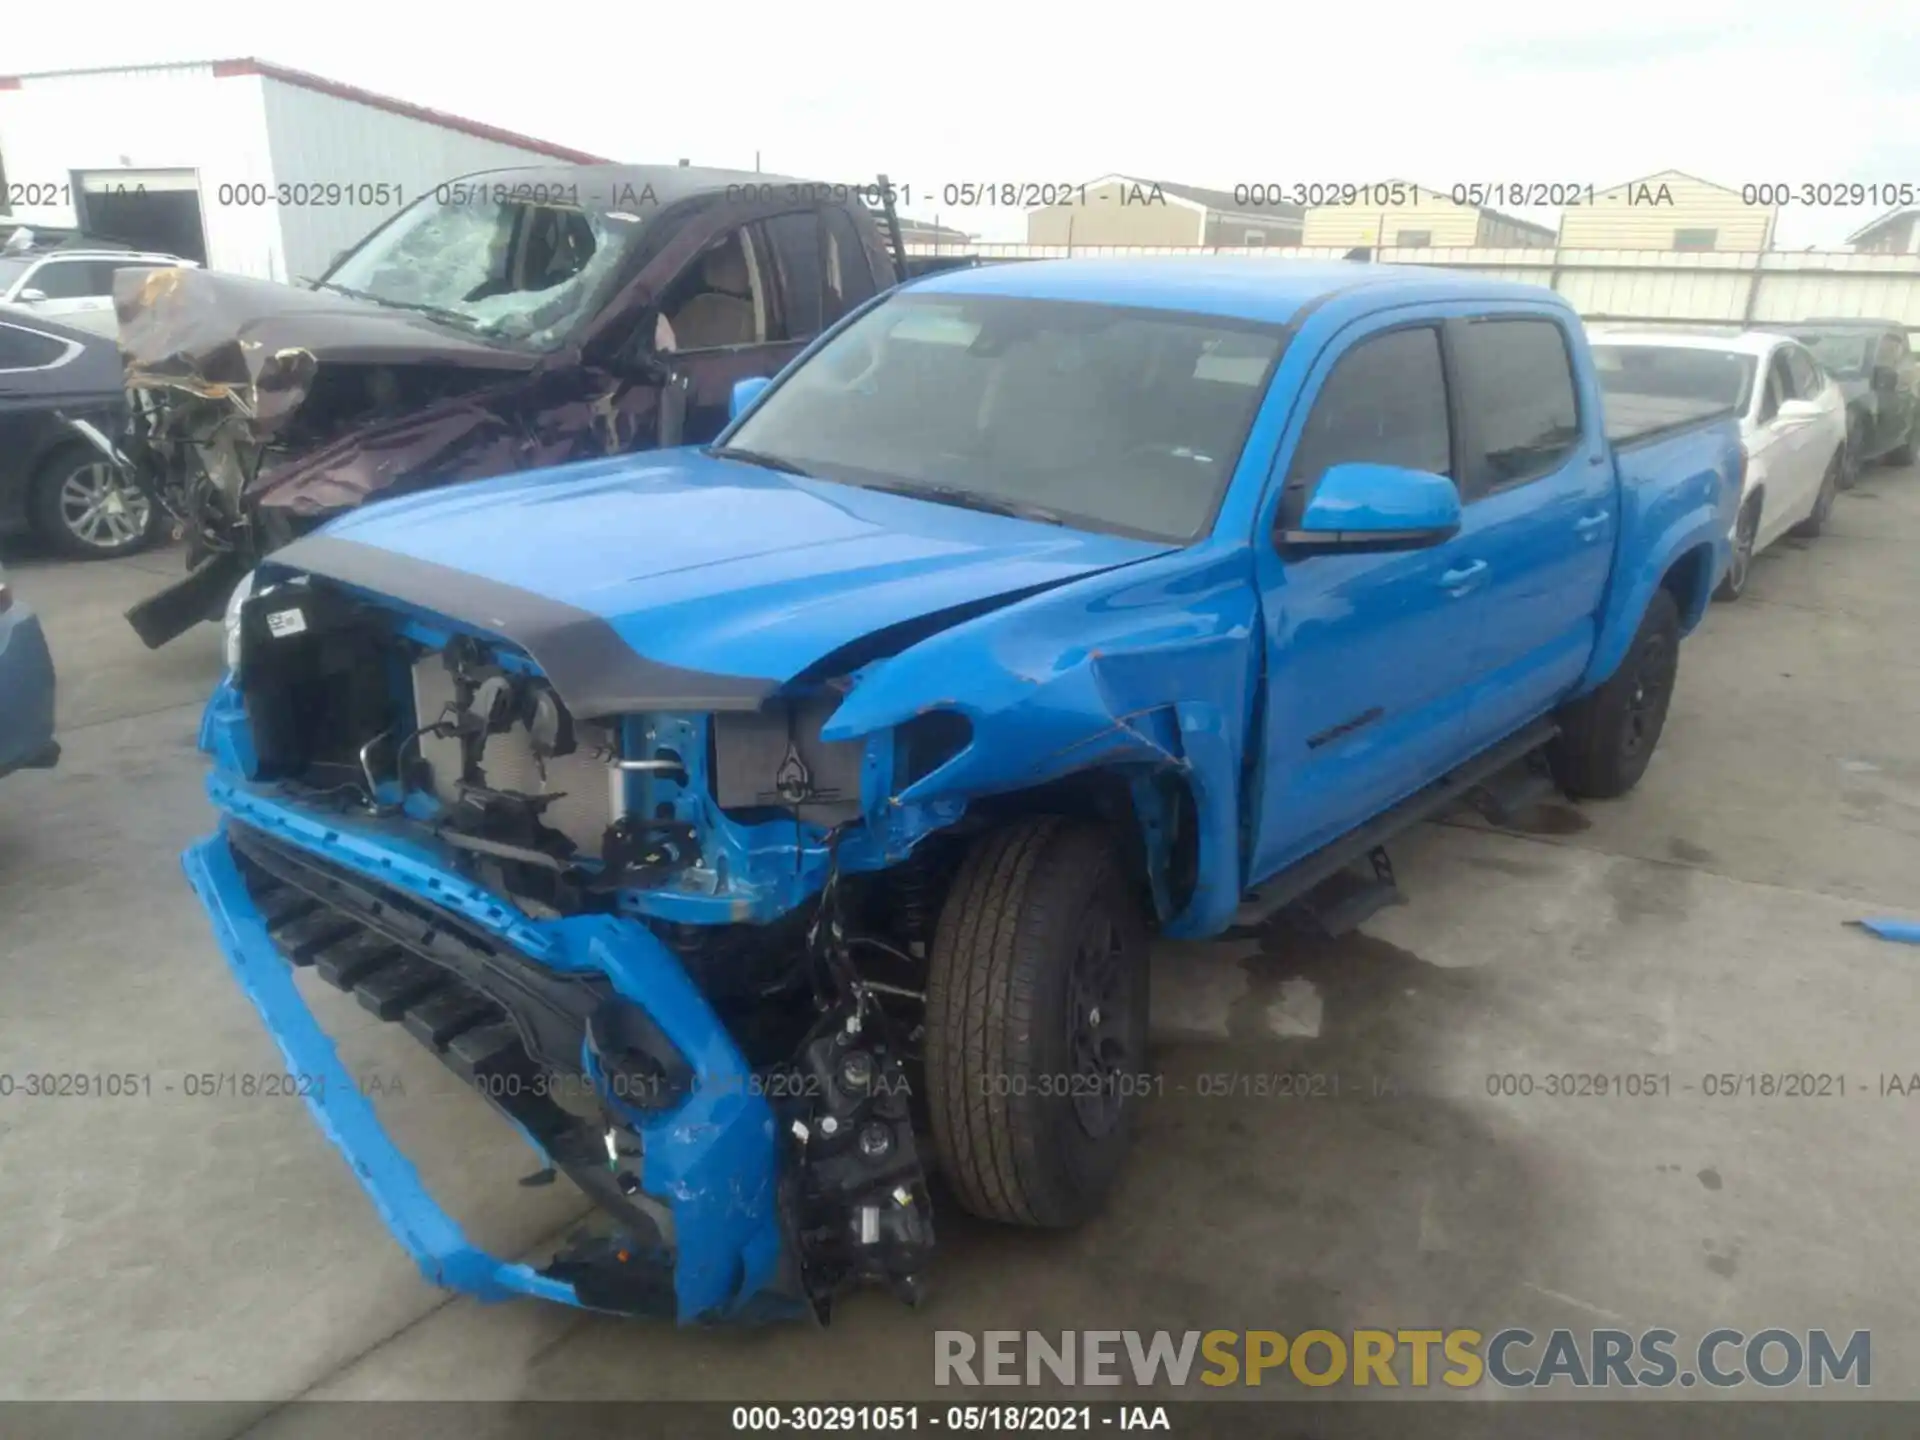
[1447,314,1613,750]
[1248,318,1481,882]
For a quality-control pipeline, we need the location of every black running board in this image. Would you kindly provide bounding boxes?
[1230,718,1560,935]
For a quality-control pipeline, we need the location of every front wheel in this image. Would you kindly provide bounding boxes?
[1714,496,1759,602]
[1549,587,1681,801]
[1840,417,1864,489]
[925,816,1150,1229]
[31,447,160,560]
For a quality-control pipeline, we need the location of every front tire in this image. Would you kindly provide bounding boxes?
[1549,587,1681,801]
[1714,496,1759,601]
[1840,416,1864,489]
[31,445,159,560]
[925,816,1150,1229]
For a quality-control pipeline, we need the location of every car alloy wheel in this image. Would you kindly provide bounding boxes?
[1066,910,1136,1140]
[56,459,153,555]
[1620,626,1677,765]
[1718,501,1757,600]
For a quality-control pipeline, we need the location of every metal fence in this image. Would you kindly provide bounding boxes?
[903,243,1920,332]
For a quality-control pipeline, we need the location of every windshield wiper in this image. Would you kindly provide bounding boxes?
[858,479,1068,526]
[707,446,816,477]
[313,282,494,335]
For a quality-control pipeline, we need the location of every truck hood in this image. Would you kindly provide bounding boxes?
[267,448,1173,716]
[115,266,540,440]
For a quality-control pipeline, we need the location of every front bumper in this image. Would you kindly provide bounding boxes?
[181,796,802,1324]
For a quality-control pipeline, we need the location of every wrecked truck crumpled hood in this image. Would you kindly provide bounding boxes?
[268,448,1174,716]
[115,266,540,439]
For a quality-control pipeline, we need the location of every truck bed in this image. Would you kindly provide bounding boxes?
[1603,393,1739,449]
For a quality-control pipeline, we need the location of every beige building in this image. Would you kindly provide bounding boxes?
[1025,175,1303,248]
[1557,170,1775,251]
[897,217,976,249]
[1299,181,1553,249]
[1848,208,1920,255]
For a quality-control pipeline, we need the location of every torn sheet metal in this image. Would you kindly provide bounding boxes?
[116,265,536,439]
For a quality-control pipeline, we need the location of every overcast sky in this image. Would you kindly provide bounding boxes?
[10,0,1916,246]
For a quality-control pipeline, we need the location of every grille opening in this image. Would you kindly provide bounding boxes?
[410,653,617,859]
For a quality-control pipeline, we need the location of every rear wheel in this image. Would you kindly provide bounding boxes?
[31,446,158,560]
[1791,450,1842,539]
[1549,587,1681,801]
[925,816,1150,1228]
[1840,416,1865,489]
[1714,496,1759,601]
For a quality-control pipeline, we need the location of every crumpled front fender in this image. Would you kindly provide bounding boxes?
[823,543,1261,938]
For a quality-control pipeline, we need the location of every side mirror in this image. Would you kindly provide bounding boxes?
[1279,462,1461,555]
[1774,397,1824,423]
[1872,365,1898,393]
[16,287,47,304]
[730,376,772,422]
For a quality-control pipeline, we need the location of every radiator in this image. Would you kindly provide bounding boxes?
[410,658,619,859]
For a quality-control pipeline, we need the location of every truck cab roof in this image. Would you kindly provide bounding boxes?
[909,256,1577,326]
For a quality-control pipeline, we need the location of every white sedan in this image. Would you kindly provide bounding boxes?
[0,242,196,338]
[1589,328,1848,600]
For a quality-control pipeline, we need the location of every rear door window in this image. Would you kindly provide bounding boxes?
[0,320,73,369]
[1453,317,1582,492]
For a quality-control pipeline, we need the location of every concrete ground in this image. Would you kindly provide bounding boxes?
[3,463,1919,1425]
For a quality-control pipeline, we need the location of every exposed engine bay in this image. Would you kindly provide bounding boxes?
[203,574,975,1319]
[127,363,508,559]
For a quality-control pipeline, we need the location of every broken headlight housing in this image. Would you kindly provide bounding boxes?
[222,569,257,675]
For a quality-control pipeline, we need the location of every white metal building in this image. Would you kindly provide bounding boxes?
[0,59,609,283]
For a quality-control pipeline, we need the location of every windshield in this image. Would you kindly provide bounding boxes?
[723,293,1283,542]
[320,183,647,351]
[1789,331,1876,378]
[1591,344,1757,413]
[0,257,33,293]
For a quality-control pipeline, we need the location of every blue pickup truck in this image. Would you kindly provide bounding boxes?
[183,258,1742,1325]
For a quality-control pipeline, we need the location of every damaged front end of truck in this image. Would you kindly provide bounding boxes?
[112,263,643,653]
[180,463,1255,1323]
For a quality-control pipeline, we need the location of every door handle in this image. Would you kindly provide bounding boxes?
[1439,560,1487,591]
[1575,511,1610,538]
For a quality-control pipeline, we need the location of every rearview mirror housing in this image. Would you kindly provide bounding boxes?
[1774,397,1824,423]
[15,287,47,304]
[730,375,772,422]
[1279,462,1462,555]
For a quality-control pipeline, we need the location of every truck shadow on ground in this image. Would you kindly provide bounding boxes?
[483,921,1547,1402]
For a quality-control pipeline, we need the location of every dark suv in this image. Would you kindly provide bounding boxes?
[115,165,921,647]
[1764,319,1918,483]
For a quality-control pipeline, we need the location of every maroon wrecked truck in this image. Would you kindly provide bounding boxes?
[116,164,948,648]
